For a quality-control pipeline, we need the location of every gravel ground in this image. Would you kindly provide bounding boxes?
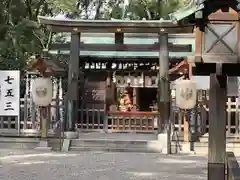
[0,150,207,180]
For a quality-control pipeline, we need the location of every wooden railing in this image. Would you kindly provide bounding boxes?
[107,111,159,133]
[226,152,240,180]
[0,97,64,137]
[77,108,105,131]
[2,96,240,138]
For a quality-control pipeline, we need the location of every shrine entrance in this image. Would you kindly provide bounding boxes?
[77,59,189,133]
[137,88,157,111]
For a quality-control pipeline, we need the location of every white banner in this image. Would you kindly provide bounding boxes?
[0,71,20,116]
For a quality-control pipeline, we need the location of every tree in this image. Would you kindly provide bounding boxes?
[120,0,183,20]
[59,0,185,20]
[0,0,185,71]
[0,0,120,70]
[0,0,50,70]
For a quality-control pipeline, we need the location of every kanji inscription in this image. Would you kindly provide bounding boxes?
[0,71,20,116]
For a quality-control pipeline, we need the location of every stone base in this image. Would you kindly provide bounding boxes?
[35,140,52,151]
[62,139,71,152]
[64,131,78,139]
[208,163,225,180]
[157,133,169,154]
[179,142,196,155]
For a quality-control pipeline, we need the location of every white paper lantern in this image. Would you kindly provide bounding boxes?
[175,79,197,109]
[32,78,53,106]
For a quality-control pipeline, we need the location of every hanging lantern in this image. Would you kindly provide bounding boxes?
[175,79,197,109]
[32,77,53,106]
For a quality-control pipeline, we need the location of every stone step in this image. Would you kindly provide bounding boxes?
[0,137,62,151]
[199,133,240,143]
[69,139,163,153]
[3,136,240,155]
[173,141,240,156]
[68,138,240,154]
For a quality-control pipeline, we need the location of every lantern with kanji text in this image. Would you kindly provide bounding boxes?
[175,79,197,109]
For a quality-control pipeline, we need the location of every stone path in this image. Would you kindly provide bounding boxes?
[0,150,207,180]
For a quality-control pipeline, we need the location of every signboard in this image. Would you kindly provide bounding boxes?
[0,71,20,116]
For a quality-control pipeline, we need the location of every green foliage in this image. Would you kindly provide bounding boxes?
[0,0,184,71]
[123,0,182,20]
[0,0,49,70]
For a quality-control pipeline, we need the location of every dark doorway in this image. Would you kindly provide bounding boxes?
[137,88,157,111]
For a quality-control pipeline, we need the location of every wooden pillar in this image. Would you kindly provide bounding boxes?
[132,87,137,110]
[208,73,227,180]
[66,32,80,131]
[158,32,170,132]
[183,113,189,142]
[115,32,124,44]
[104,73,111,132]
[158,32,171,153]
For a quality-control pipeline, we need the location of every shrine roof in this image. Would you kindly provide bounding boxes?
[26,56,64,75]
[37,0,208,33]
[38,16,192,33]
[38,16,175,26]
[49,50,194,59]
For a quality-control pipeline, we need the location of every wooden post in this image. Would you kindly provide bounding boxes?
[66,32,80,131]
[208,73,227,180]
[183,112,189,142]
[158,32,171,154]
[115,32,124,44]
[41,106,48,138]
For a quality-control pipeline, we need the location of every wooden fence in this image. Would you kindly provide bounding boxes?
[0,97,64,137]
[0,96,240,139]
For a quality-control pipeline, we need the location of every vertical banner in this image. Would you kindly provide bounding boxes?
[0,71,20,116]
